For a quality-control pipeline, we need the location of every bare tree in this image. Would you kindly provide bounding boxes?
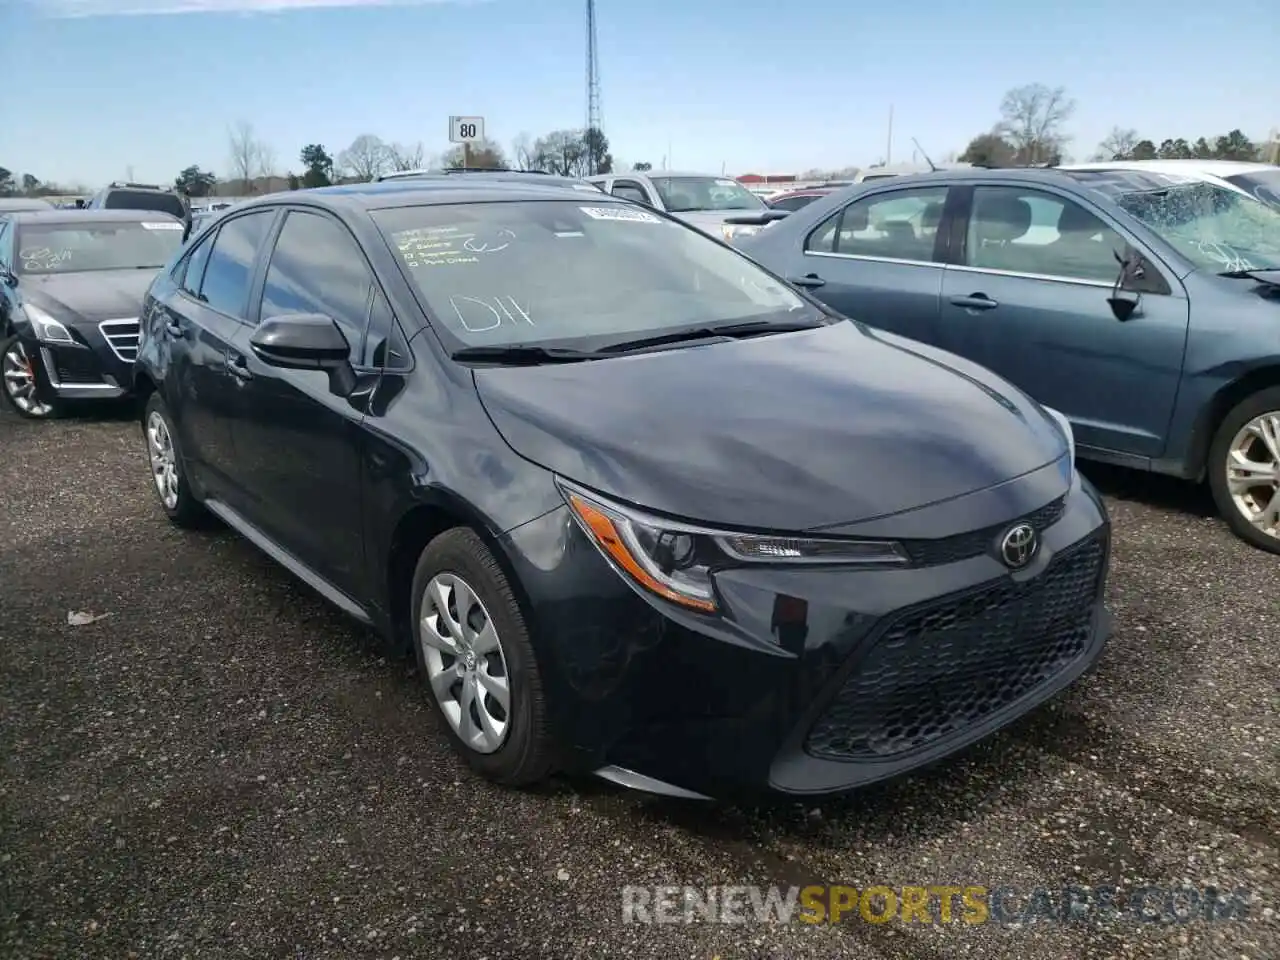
[511,133,535,171]
[441,138,507,170]
[997,84,1076,164]
[256,143,277,181]
[338,134,390,180]
[386,142,425,171]
[227,120,263,192]
[1093,126,1140,161]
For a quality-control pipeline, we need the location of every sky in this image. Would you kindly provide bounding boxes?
[1,0,1277,189]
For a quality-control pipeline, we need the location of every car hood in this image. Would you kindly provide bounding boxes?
[472,321,1069,531]
[23,269,155,325]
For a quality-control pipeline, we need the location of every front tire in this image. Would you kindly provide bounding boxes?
[1207,386,1280,554]
[142,392,206,528]
[1,335,59,420]
[410,527,555,786]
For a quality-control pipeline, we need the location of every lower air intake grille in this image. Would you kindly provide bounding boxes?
[805,531,1106,762]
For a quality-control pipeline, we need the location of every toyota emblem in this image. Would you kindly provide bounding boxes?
[999,523,1039,569]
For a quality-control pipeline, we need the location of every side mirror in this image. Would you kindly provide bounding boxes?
[250,313,351,369]
[1,266,16,287]
[1106,296,1140,322]
[1107,249,1144,322]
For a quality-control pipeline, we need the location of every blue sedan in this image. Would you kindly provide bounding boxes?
[739,167,1280,555]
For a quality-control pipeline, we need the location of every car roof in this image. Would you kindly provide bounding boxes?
[229,180,633,214]
[1064,159,1278,177]
[589,171,736,181]
[376,168,594,186]
[6,208,183,225]
[0,198,56,211]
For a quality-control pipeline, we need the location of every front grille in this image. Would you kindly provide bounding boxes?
[805,531,1106,762]
[899,495,1066,567]
[99,318,140,362]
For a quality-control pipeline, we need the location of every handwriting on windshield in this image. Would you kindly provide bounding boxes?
[395,225,515,268]
[20,248,71,270]
[1194,240,1255,272]
[449,296,535,333]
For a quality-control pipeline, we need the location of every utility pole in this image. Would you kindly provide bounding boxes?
[885,106,893,166]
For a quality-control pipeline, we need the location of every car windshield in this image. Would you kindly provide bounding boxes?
[1116,182,1280,272]
[16,220,185,274]
[649,177,766,213]
[373,200,813,349]
[1224,169,1280,210]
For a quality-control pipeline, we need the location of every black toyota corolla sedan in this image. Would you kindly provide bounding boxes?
[0,209,184,418]
[133,181,1111,800]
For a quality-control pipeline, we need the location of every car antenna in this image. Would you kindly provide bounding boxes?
[912,138,938,172]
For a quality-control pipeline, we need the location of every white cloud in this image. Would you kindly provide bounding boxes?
[33,0,487,18]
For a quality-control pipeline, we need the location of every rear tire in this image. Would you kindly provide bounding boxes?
[410,527,555,786]
[1,335,59,420]
[142,392,207,528]
[1207,386,1280,555]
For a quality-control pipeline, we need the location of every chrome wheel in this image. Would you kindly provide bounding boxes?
[146,410,180,510]
[2,340,53,417]
[419,572,511,754]
[1226,412,1280,539]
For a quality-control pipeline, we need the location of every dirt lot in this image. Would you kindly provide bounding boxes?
[2,402,1278,960]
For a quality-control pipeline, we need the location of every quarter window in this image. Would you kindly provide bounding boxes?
[805,187,949,263]
[259,210,373,360]
[965,186,1125,283]
[199,210,274,320]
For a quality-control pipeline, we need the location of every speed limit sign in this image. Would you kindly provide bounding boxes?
[449,116,485,143]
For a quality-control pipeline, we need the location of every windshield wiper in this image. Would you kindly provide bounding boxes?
[1219,268,1280,281]
[597,317,828,355]
[451,344,601,365]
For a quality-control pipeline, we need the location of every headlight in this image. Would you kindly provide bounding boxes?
[1043,405,1076,463]
[722,223,761,242]
[23,304,75,344]
[558,480,909,614]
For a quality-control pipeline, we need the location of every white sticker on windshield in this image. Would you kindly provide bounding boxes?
[715,179,737,186]
[141,221,183,230]
[579,206,660,224]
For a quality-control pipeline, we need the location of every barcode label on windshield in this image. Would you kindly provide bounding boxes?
[579,206,660,224]
[142,222,183,230]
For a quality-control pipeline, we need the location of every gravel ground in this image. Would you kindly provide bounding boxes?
[2,402,1278,960]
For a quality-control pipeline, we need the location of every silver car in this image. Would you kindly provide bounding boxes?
[586,171,776,242]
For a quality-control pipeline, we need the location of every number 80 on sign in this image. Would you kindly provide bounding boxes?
[449,116,485,143]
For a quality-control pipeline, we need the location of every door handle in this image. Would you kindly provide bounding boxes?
[787,274,826,289]
[949,294,999,311]
[224,352,252,381]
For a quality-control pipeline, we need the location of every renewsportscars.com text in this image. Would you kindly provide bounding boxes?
[621,884,1253,926]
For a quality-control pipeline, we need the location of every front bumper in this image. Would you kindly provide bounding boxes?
[22,318,138,401]
[500,469,1111,800]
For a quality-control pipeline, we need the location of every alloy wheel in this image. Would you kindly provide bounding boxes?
[1225,411,1280,539]
[419,572,512,754]
[2,340,54,418]
[146,410,181,510]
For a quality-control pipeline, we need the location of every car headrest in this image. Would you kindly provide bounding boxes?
[975,195,1032,242]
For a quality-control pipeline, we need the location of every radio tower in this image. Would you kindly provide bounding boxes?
[585,0,602,174]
